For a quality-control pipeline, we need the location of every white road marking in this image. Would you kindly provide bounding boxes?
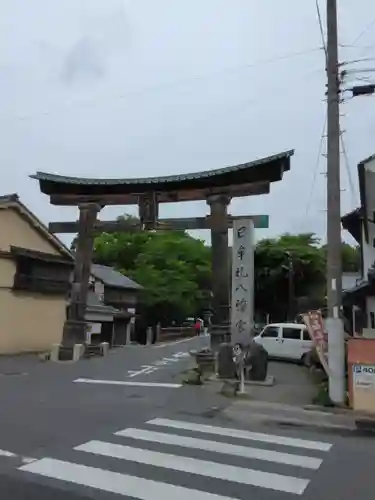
[127,365,159,378]
[154,359,172,366]
[126,350,191,378]
[153,337,197,348]
[21,457,38,464]
[159,357,180,363]
[115,428,323,469]
[0,449,37,464]
[20,458,239,500]
[147,418,332,452]
[74,378,181,388]
[76,440,309,495]
[0,449,16,458]
[172,351,190,358]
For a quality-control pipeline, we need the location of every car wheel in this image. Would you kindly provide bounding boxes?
[301,353,311,367]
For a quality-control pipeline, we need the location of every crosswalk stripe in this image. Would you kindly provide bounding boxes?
[0,449,17,458]
[115,428,322,469]
[19,458,239,500]
[75,439,309,494]
[147,418,332,451]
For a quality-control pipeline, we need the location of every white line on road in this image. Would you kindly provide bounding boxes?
[127,366,159,378]
[147,418,332,452]
[75,440,309,495]
[115,428,323,469]
[0,449,36,464]
[20,458,239,500]
[153,337,198,348]
[126,351,191,378]
[74,378,182,388]
[0,449,16,458]
[21,456,38,464]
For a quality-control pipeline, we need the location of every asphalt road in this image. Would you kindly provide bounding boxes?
[1,336,375,499]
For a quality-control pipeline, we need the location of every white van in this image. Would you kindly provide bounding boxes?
[254,323,313,363]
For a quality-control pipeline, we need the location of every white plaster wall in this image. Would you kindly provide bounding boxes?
[366,296,375,328]
[362,225,375,277]
[362,158,375,277]
[94,280,105,300]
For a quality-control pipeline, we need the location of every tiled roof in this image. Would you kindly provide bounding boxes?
[91,264,142,290]
[341,208,362,244]
[342,272,361,291]
[30,150,294,186]
[0,193,73,259]
[359,152,375,166]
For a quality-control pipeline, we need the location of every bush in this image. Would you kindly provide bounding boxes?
[312,381,333,406]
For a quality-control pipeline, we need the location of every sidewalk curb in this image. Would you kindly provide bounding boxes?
[304,405,375,431]
[223,400,375,436]
[223,411,359,435]
[303,404,352,415]
[355,417,375,431]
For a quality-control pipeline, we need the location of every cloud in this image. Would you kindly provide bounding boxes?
[60,37,106,84]
[1,0,375,248]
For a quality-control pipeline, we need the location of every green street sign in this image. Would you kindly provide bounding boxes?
[248,215,269,229]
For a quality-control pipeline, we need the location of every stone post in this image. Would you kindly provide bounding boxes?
[207,195,231,325]
[63,203,101,347]
[206,195,231,350]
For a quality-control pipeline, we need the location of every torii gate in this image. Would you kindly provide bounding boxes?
[30,150,294,349]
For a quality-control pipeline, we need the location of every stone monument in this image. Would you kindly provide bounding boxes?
[231,218,255,345]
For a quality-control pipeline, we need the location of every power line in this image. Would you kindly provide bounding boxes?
[351,16,375,45]
[305,113,327,217]
[341,57,375,66]
[168,67,323,136]
[315,0,328,57]
[340,43,375,50]
[339,131,357,207]
[8,46,322,123]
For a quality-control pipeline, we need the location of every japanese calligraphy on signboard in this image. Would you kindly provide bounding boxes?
[302,310,330,375]
[231,219,254,344]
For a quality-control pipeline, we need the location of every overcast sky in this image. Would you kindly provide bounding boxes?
[1,0,375,246]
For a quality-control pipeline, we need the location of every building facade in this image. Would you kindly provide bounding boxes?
[89,264,142,346]
[0,194,73,354]
[342,154,375,333]
[0,194,142,354]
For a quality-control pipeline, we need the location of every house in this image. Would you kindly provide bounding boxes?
[0,194,74,354]
[84,290,119,344]
[88,264,143,346]
[342,153,375,333]
[342,272,361,292]
[0,193,142,354]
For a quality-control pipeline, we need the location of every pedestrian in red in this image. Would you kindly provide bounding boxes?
[194,319,201,336]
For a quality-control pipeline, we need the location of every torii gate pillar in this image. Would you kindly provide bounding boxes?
[207,195,231,332]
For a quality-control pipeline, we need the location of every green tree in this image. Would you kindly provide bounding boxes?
[76,215,359,324]
[320,242,360,273]
[93,217,152,271]
[254,233,326,321]
[92,218,212,324]
[341,243,360,272]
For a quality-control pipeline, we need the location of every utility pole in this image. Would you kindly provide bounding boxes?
[326,0,345,404]
[286,252,294,321]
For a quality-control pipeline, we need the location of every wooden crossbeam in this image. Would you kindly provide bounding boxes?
[49,215,269,234]
[48,182,271,206]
